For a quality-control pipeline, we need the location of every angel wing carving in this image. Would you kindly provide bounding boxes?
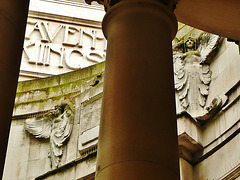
[25,101,75,168]
[173,33,221,118]
[198,33,222,63]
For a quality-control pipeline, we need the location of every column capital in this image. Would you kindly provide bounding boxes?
[85,0,179,11]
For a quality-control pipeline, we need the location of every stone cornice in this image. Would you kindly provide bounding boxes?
[85,0,178,11]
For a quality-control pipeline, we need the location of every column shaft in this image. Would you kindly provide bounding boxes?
[96,1,180,179]
[0,0,29,177]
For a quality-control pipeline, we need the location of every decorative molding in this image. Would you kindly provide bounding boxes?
[221,163,240,180]
[78,125,99,156]
[35,153,96,180]
[28,10,102,28]
[193,119,240,165]
[25,101,75,168]
[13,109,54,120]
[40,0,104,10]
[19,70,54,79]
[85,0,178,11]
[178,132,203,154]
[80,144,98,156]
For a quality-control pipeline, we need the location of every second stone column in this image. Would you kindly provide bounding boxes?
[96,0,180,179]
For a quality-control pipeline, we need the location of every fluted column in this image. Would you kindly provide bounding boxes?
[89,0,180,179]
[0,0,29,177]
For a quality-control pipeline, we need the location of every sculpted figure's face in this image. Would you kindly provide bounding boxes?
[54,107,61,116]
[185,39,195,49]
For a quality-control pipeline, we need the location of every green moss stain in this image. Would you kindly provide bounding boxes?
[15,62,105,109]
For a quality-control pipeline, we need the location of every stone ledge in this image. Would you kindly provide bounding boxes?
[35,152,97,180]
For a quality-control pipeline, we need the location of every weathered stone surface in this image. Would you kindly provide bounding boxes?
[78,125,99,156]
[25,102,75,168]
[75,156,96,179]
[4,61,105,179]
[80,95,102,133]
[174,33,222,120]
[194,134,240,179]
[179,158,193,180]
[3,1,240,178]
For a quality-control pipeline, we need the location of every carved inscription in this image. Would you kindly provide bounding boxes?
[23,19,107,72]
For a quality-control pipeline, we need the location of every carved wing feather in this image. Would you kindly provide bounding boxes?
[198,92,206,107]
[174,55,187,90]
[200,65,211,85]
[174,55,189,109]
[198,83,209,96]
[25,117,51,139]
[178,81,190,109]
[198,64,211,107]
[198,33,222,63]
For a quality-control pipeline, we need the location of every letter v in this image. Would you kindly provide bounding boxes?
[42,22,63,43]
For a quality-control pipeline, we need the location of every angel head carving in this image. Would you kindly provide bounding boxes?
[25,101,75,168]
[85,0,119,11]
[184,37,196,51]
[173,33,222,119]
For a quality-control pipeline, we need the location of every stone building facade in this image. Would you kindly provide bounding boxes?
[3,0,240,179]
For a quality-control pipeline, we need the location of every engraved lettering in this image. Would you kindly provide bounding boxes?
[23,20,107,71]
[42,22,63,43]
[83,30,97,50]
[65,49,83,70]
[86,52,105,63]
[78,28,84,48]
[23,42,36,64]
[38,44,46,65]
[45,46,65,68]
[26,21,49,42]
[63,25,79,47]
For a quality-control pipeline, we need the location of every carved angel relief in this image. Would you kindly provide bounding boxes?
[85,0,116,11]
[173,33,222,119]
[25,101,75,168]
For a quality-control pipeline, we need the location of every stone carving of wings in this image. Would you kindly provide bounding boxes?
[25,110,55,139]
[198,33,222,63]
[173,52,211,116]
[50,105,74,167]
[174,54,189,109]
[25,102,75,168]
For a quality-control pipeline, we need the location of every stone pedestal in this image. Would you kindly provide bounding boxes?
[0,0,29,177]
[96,0,180,179]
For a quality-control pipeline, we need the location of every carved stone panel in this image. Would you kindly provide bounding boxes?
[173,33,222,120]
[25,101,75,168]
[78,94,102,156]
[21,17,106,78]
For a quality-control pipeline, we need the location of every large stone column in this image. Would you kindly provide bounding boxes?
[0,0,29,177]
[95,0,180,179]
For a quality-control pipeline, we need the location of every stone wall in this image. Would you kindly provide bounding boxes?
[3,1,240,177]
[3,62,104,180]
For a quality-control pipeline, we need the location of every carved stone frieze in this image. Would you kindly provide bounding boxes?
[25,101,75,168]
[173,33,222,119]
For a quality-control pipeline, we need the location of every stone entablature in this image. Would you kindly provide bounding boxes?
[21,16,106,78]
[19,0,106,81]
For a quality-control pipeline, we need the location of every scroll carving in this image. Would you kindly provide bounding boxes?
[173,33,222,119]
[25,101,75,168]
